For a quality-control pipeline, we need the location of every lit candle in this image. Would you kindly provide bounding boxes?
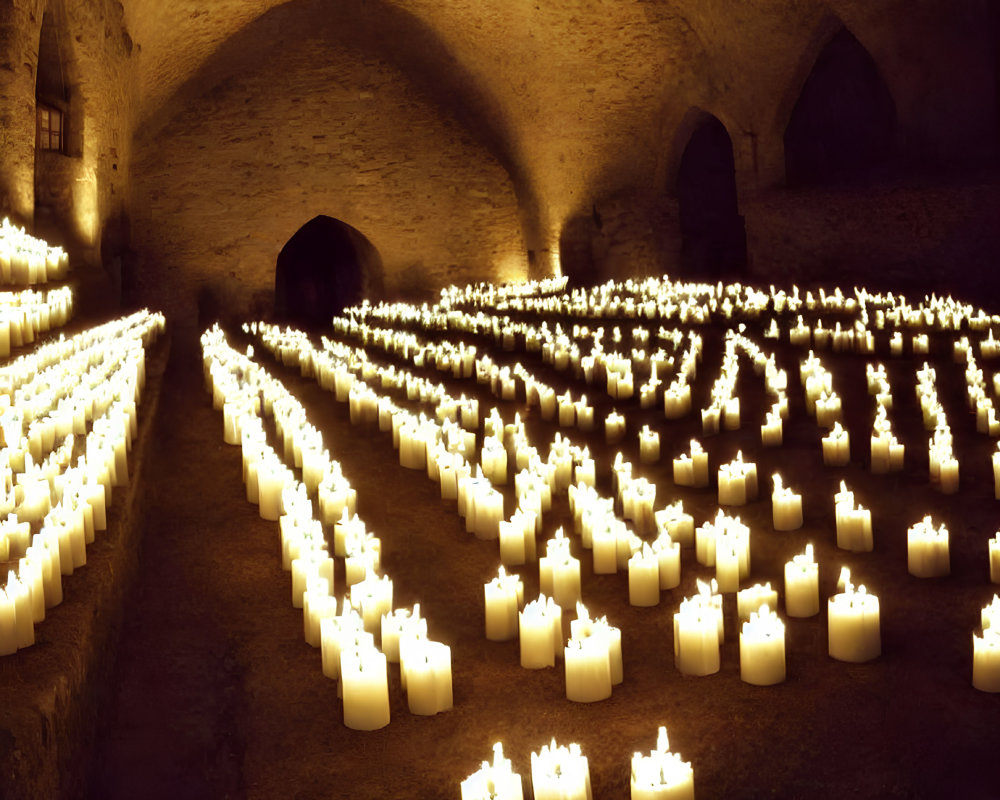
[605,411,626,443]
[381,604,426,663]
[990,532,1000,584]
[973,596,1000,692]
[519,594,562,669]
[784,544,819,618]
[834,481,873,552]
[639,425,660,464]
[739,605,786,686]
[403,637,453,716]
[530,740,591,800]
[628,544,661,607]
[340,641,391,730]
[737,582,778,621]
[822,422,850,467]
[652,531,681,590]
[771,473,803,531]
[828,567,881,663]
[461,743,524,800]
[654,501,694,548]
[564,632,613,703]
[907,515,950,577]
[485,566,524,641]
[673,581,721,676]
[499,508,537,566]
[629,726,694,800]
[672,440,708,488]
[539,529,581,608]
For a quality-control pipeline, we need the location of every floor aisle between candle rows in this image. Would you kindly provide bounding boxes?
[83,319,1000,800]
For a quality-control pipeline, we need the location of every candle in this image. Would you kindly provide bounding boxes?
[717,451,757,506]
[834,481,873,552]
[784,544,819,618]
[991,532,1000,584]
[519,594,562,669]
[737,582,778,621]
[760,405,783,447]
[564,632,613,703]
[340,641,391,730]
[973,596,1000,692]
[485,566,524,641]
[628,544,661,607]
[652,532,681,590]
[771,473,803,531]
[907,515,950,577]
[828,567,881,663]
[654,501,694,548]
[739,605,786,686]
[0,588,17,655]
[630,726,694,800]
[381,604,426,663]
[822,422,850,467]
[639,425,660,464]
[539,529,581,608]
[499,509,537,566]
[403,637,453,716]
[605,411,626,443]
[530,740,592,800]
[461,743,524,800]
[672,440,708,488]
[673,581,722,676]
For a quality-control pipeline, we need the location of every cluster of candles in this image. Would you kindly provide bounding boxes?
[460,728,694,800]
[0,287,73,357]
[203,325,453,729]
[0,218,68,285]
[0,308,164,654]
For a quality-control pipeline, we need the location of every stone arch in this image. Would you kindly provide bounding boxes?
[783,26,897,187]
[274,216,382,328]
[674,110,746,279]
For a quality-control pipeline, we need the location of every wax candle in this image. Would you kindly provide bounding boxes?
[737,582,778,621]
[519,595,562,669]
[629,726,694,800]
[539,529,581,608]
[654,502,694,547]
[605,411,626,443]
[0,588,16,655]
[403,637,453,715]
[784,544,819,618]
[991,532,1000,584]
[340,641,391,730]
[673,582,722,676]
[461,743,524,800]
[639,425,660,464]
[499,509,537,566]
[652,532,681,590]
[381,605,426,663]
[828,567,881,663]
[485,566,524,641]
[771,473,803,531]
[907,515,950,577]
[564,633,613,703]
[672,440,708,488]
[530,740,592,800]
[822,422,850,467]
[834,481,873,552]
[628,544,661,607]
[973,596,1000,692]
[760,406,783,447]
[739,605,786,686]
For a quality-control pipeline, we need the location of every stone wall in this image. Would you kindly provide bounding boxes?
[129,10,526,328]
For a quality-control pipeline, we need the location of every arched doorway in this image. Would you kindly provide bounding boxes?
[784,27,897,186]
[274,216,378,329]
[676,114,747,279]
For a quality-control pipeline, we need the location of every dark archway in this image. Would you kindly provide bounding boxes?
[784,27,897,187]
[274,216,376,329]
[675,114,746,279]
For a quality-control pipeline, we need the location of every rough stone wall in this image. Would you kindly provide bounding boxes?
[129,18,526,327]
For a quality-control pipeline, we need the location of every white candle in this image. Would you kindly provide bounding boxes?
[652,533,681,590]
[639,425,660,464]
[673,582,721,676]
[654,502,694,548]
[519,594,562,669]
[530,740,591,800]
[628,544,661,607]
[461,743,524,800]
[737,582,778,621]
[630,726,694,800]
[771,473,803,531]
[605,411,626,443]
[990,532,1000,584]
[539,529,581,608]
[973,596,1000,692]
[822,422,851,467]
[784,544,819,618]
[564,633,613,703]
[381,605,426,663]
[828,567,881,663]
[739,605,786,686]
[340,642,391,730]
[0,588,17,655]
[907,515,950,577]
[834,481,873,552]
[403,637,453,715]
[485,566,524,641]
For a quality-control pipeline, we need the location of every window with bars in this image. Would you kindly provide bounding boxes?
[37,104,64,152]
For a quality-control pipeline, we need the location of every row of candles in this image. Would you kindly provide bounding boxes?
[0,309,165,654]
[0,287,73,357]
[460,729,694,800]
[202,325,454,730]
[0,218,69,285]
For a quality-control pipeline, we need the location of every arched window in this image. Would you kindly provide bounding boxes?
[675,114,746,278]
[274,216,379,328]
[784,27,897,187]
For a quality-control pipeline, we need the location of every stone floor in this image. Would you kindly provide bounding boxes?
[74,298,1000,800]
